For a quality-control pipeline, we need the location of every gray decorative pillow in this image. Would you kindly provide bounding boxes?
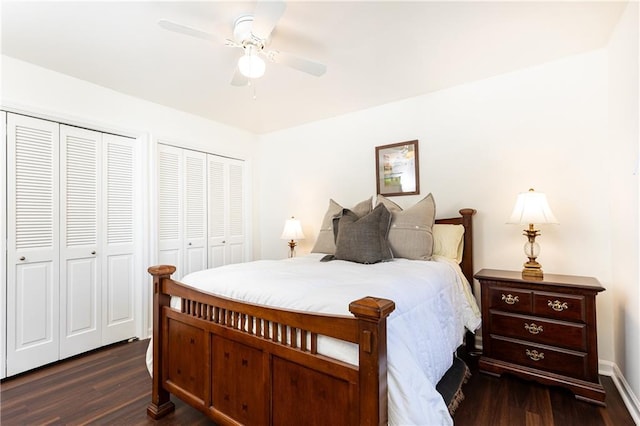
[332,203,393,264]
[376,193,436,260]
[311,197,372,254]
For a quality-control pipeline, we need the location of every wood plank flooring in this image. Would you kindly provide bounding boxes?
[0,339,635,425]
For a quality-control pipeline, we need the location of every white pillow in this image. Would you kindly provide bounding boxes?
[432,224,465,264]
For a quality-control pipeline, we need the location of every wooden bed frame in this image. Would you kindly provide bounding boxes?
[147,208,476,425]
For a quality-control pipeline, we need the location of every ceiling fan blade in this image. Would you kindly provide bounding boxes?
[270,51,327,77]
[230,68,249,87]
[158,19,218,42]
[251,0,286,40]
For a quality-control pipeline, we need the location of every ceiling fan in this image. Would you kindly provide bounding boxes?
[158,0,327,87]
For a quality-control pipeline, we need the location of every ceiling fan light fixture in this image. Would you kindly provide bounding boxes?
[238,45,265,79]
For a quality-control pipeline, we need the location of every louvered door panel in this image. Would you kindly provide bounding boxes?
[207,155,246,268]
[59,125,101,358]
[184,150,207,276]
[227,160,245,265]
[101,134,136,345]
[207,155,227,268]
[158,145,184,278]
[7,113,60,375]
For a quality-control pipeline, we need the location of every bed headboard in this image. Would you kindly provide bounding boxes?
[434,208,476,285]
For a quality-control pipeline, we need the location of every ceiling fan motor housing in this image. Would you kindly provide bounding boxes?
[233,15,265,50]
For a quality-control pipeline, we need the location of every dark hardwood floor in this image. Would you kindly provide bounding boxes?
[453,353,635,426]
[0,339,635,425]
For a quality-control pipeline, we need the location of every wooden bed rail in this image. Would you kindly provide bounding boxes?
[147,265,396,425]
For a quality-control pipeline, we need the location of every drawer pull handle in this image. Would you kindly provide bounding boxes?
[524,323,543,334]
[548,300,569,312]
[501,294,519,305]
[526,349,545,361]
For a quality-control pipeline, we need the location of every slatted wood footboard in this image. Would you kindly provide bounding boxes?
[147,209,476,425]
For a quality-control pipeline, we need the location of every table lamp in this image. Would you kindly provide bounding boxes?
[507,188,558,279]
[281,216,305,258]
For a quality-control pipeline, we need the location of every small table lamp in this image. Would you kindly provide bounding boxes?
[507,188,558,279]
[281,216,305,258]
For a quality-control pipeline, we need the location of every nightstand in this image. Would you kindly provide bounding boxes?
[474,269,606,405]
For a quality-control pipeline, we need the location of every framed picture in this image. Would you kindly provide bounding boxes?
[375,140,420,197]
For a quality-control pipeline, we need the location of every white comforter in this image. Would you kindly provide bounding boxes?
[146,254,480,426]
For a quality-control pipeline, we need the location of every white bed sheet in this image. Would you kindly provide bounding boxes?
[146,254,480,426]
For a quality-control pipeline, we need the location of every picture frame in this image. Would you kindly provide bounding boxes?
[375,140,420,197]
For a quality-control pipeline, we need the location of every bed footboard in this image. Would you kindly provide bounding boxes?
[147,265,395,425]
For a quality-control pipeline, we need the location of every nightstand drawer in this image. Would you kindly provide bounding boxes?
[489,311,587,351]
[534,292,585,322]
[488,286,532,314]
[491,337,588,379]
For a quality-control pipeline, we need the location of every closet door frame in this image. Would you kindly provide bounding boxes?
[1,111,6,379]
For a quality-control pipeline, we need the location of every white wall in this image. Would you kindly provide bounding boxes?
[258,50,615,356]
[607,0,640,413]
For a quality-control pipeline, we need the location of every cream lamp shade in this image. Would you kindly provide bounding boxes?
[281,217,304,257]
[507,189,558,225]
[508,188,558,279]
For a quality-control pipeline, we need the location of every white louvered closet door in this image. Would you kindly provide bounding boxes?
[59,125,101,358]
[157,145,207,278]
[6,114,60,376]
[158,145,184,279]
[101,133,137,345]
[207,156,226,268]
[208,155,246,268]
[183,150,207,276]
[227,160,246,264]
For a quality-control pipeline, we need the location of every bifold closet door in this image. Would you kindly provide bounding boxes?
[208,155,245,268]
[183,149,207,275]
[157,144,207,280]
[100,133,136,345]
[59,125,101,358]
[59,127,136,355]
[7,114,60,376]
[7,116,138,374]
[157,144,183,278]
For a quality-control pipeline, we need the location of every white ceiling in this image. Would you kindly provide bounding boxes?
[0,1,628,134]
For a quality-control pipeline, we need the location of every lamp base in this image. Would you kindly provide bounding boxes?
[287,240,297,258]
[522,261,544,280]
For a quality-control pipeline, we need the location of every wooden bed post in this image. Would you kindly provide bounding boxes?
[349,297,396,426]
[458,208,476,285]
[147,265,176,419]
[459,208,477,354]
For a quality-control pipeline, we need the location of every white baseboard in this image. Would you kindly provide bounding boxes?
[599,360,640,425]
